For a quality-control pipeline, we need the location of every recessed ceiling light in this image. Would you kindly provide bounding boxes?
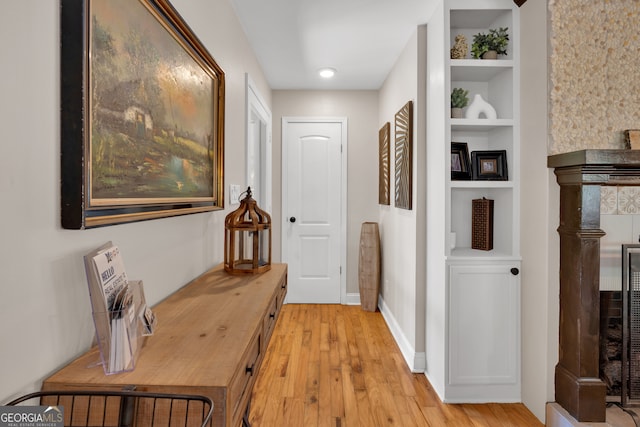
[318,68,336,79]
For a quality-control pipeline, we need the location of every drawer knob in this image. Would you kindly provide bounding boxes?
[269,312,275,319]
[246,363,255,375]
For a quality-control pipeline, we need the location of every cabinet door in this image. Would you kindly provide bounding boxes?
[448,263,520,387]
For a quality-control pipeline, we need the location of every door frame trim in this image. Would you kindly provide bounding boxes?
[281,116,348,304]
[244,73,272,212]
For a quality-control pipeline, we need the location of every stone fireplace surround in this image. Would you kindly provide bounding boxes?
[548,149,640,423]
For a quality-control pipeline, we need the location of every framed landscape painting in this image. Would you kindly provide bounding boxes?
[61,0,225,229]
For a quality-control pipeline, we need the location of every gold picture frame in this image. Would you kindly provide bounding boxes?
[61,0,225,228]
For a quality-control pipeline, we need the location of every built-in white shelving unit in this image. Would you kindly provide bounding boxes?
[426,0,521,403]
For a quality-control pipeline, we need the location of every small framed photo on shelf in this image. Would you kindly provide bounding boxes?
[451,142,471,180]
[471,150,508,181]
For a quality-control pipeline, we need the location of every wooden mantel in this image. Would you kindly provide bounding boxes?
[548,149,640,176]
[548,149,640,422]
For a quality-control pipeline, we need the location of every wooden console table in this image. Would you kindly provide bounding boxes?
[43,263,288,427]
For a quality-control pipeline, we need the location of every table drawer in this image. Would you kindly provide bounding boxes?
[228,332,261,424]
[279,273,288,302]
[263,273,287,351]
[262,295,278,347]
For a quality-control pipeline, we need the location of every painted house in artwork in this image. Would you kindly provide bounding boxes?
[96,79,155,139]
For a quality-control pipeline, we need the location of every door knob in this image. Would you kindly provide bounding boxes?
[289,217,296,223]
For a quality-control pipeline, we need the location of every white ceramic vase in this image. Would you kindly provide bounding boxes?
[465,94,497,119]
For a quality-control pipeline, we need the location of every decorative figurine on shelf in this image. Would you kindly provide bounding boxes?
[450,34,468,59]
[465,94,497,119]
[224,187,272,274]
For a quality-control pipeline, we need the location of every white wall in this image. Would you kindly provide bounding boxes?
[0,0,270,403]
[425,1,448,396]
[377,28,427,371]
[270,90,380,297]
[519,0,554,421]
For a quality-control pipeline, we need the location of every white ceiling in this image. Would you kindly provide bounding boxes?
[229,0,438,90]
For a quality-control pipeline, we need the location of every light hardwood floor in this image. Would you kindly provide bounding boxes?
[249,304,543,426]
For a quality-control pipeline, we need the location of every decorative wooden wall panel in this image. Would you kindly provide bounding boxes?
[378,122,390,205]
[394,101,413,210]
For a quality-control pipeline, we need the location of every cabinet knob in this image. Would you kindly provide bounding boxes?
[289,217,296,223]
[510,267,519,276]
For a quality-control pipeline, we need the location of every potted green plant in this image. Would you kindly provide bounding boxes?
[451,87,469,118]
[471,27,509,59]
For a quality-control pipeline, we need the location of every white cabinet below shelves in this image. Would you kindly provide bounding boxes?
[447,262,521,401]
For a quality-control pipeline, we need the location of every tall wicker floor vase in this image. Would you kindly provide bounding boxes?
[358,222,381,312]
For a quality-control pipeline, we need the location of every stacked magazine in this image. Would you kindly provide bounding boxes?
[84,242,156,374]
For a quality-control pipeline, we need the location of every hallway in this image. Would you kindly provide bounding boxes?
[249,304,543,426]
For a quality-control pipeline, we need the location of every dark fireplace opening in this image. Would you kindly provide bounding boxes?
[601,245,640,409]
[601,290,623,399]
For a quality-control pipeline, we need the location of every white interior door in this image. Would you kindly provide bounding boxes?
[282,117,346,303]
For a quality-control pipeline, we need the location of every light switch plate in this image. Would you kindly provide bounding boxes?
[229,184,241,204]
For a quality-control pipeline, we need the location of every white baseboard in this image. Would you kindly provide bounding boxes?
[378,296,426,373]
[344,292,361,305]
